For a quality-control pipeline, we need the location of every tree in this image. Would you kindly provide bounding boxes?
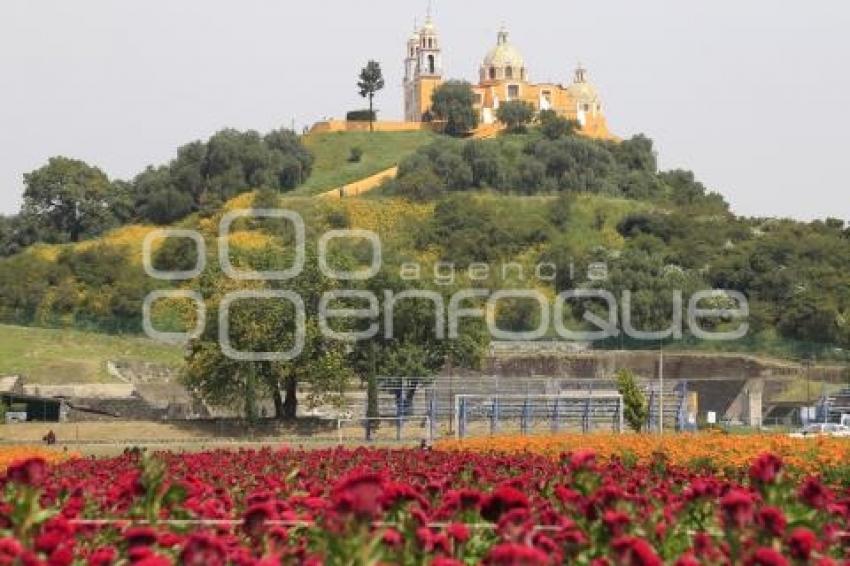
[22,157,118,243]
[357,60,385,133]
[616,369,648,432]
[539,109,578,140]
[184,249,352,420]
[431,81,479,137]
[496,100,535,133]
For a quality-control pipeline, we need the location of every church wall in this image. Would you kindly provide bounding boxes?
[309,120,436,134]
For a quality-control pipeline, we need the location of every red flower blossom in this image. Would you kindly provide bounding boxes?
[179,533,228,566]
[799,476,831,509]
[242,502,276,538]
[756,506,787,537]
[382,528,403,549]
[484,542,550,565]
[481,486,530,522]
[611,536,662,566]
[787,527,817,560]
[602,510,631,537]
[0,538,22,564]
[746,547,789,566]
[447,522,470,543]
[87,546,117,566]
[330,471,386,519]
[567,450,597,472]
[5,458,48,487]
[749,453,784,486]
[720,488,755,528]
[123,527,158,548]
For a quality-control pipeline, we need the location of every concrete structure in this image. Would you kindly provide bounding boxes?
[404,12,614,140]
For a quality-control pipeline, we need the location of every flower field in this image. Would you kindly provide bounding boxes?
[2,442,850,565]
[437,432,850,476]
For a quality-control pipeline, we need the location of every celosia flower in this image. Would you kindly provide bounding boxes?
[746,547,789,566]
[447,522,470,543]
[787,527,817,560]
[799,476,830,509]
[481,486,530,522]
[484,542,550,565]
[179,533,228,566]
[5,457,48,487]
[757,506,787,537]
[611,536,662,566]
[330,471,385,518]
[720,488,755,529]
[749,453,784,486]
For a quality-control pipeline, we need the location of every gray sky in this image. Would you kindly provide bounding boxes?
[1,0,848,220]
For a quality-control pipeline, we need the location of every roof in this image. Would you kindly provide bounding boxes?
[483,28,524,69]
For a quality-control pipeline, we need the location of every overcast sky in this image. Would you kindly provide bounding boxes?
[1,1,848,220]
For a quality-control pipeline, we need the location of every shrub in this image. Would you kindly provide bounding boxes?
[348,147,364,163]
[345,109,377,122]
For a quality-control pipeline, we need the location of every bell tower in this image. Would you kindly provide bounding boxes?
[403,8,443,122]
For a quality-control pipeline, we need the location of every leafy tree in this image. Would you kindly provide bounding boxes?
[390,168,445,202]
[616,368,647,432]
[431,81,479,136]
[184,249,352,420]
[349,268,489,416]
[539,109,578,140]
[22,157,118,242]
[496,100,535,133]
[357,60,385,133]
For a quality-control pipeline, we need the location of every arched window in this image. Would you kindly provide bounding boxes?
[428,54,435,75]
[505,67,513,79]
[489,67,496,80]
[428,38,433,48]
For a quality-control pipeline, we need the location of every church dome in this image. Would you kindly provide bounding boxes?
[483,28,524,69]
[566,65,601,104]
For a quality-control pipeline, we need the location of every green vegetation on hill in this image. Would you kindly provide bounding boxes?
[0,324,182,384]
[293,130,436,196]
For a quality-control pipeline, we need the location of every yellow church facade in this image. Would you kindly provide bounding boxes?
[404,15,614,140]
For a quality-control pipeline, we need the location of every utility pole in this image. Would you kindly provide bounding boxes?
[658,341,664,435]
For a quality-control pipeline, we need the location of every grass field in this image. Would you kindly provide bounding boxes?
[0,324,182,384]
[293,130,435,196]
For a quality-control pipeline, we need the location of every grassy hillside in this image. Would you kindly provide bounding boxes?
[0,324,182,384]
[293,130,435,196]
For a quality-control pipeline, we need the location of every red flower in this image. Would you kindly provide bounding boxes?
[749,453,784,486]
[0,538,22,564]
[568,450,597,472]
[602,510,631,537]
[87,546,117,566]
[746,547,789,566]
[611,536,662,566]
[484,542,550,565]
[481,486,530,522]
[5,458,48,487]
[243,502,276,538]
[720,488,755,528]
[330,471,386,518]
[799,476,830,509]
[674,553,700,566]
[124,527,158,548]
[382,528,403,549]
[447,522,470,543]
[179,533,228,566]
[756,506,787,537]
[787,527,817,560]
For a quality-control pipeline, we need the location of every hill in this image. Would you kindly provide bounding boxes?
[0,125,848,383]
[293,130,436,196]
[0,323,181,384]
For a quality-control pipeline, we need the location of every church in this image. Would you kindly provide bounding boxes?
[403,12,614,140]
